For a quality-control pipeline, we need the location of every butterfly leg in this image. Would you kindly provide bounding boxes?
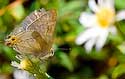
[40,48,54,60]
[50,48,54,56]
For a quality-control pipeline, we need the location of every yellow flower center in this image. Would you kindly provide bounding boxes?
[20,58,32,70]
[96,8,115,28]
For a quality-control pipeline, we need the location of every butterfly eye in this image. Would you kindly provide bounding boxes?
[12,38,15,41]
[6,43,11,46]
[7,36,11,39]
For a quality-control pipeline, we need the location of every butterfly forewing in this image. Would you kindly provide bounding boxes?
[13,31,40,54]
[20,8,57,44]
[12,31,50,56]
[21,8,46,30]
[9,26,24,36]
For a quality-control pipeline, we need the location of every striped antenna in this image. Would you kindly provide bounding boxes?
[58,48,71,51]
[53,47,71,51]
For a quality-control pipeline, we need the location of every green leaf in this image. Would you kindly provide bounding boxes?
[112,64,125,79]
[59,0,85,17]
[116,21,125,37]
[117,43,125,54]
[115,0,125,9]
[0,0,9,8]
[30,1,41,11]
[117,55,125,63]
[9,4,25,21]
[98,75,108,79]
[3,46,16,60]
[0,63,13,73]
[57,52,73,71]
[108,33,123,44]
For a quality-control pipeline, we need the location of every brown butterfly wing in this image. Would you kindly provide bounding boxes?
[20,8,57,45]
[9,26,24,36]
[13,31,40,55]
[10,8,56,57]
[13,31,50,57]
[31,31,52,57]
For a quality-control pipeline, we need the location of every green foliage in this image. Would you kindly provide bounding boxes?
[112,64,125,79]
[9,4,25,21]
[115,0,125,9]
[117,43,125,54]
[56,51,73,71]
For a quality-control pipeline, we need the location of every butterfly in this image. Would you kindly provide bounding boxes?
[4,8,57,59]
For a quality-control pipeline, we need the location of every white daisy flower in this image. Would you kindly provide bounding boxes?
[76,0,125,52]
[11,58,32,70]
[13,69,34,79]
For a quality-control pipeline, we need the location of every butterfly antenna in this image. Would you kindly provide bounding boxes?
[55,47,71,51]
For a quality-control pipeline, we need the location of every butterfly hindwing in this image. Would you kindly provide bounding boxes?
[31,31,52,57]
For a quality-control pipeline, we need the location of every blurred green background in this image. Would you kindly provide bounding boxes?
[0,0,125,79]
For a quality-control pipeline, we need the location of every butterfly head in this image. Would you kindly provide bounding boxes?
[5,35,18,47]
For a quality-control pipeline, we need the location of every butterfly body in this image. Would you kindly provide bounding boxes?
[5,8,57,58]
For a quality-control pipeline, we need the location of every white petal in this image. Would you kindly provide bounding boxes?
[84,38,96,52]
[88,0,99,12]
[76,27,99,45]
[105,0,114,9]
[98,0,105,7]
[116,10,125,21]
[95,29,109,51]
[11,61,21,69]
[45,73,50,78]
[98,0,114,9]
[108,26,117,35]
[15,55,23,60]
[76,31,91,45]
[79,12,96,28]
[14,70,34,79]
